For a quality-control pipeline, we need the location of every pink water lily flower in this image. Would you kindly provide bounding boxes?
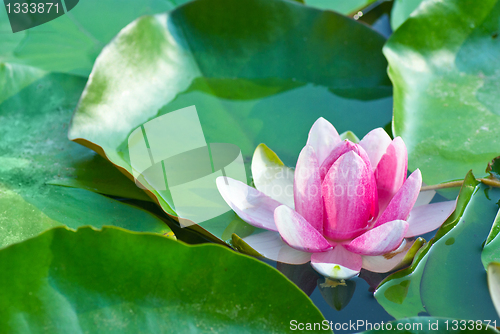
[217,118,455,279]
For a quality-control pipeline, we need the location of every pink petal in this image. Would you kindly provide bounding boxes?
[243,231,312,264]
[374,169,422,228]
[405,200,456,237]
[361,239,415,273]
[375,137,408,211]
[322,151,377,240]
[294,145,323,233]
[359,128,392,170]
[274,205,332,252]
[311,246,362,279]
[344,220,408,256]
[306,117,341,166]
[216,176,280,231]
[319,140,372,180]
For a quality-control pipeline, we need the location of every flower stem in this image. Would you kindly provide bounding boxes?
[421,178,500,191]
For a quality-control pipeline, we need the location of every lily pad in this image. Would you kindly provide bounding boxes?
[420,184,500,319]
[0,69,172,248]
[304,0,376,15]
[386,0,500,186]
[0,0,190,76]
[69,0,393,242]
[0,226,327,333]
[0,185,174,249]
[375,171,500,321]
[390,0,425,31]
[482,208,500,269]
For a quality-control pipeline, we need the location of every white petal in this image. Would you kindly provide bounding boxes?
[306,117,341,166]
[359,128,392,170]
[311,246,362,279]
[488,262,500,318]
[216,177,280,231]
[243,231,312,264]
[251,144,295,208]
[413,188,436,208]
[361,239,415,273]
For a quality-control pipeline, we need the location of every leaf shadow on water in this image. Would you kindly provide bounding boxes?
[262,259,394,334]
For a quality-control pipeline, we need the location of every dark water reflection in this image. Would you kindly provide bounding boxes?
[261,259,393,334]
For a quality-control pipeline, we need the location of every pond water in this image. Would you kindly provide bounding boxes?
[264,258,394,334]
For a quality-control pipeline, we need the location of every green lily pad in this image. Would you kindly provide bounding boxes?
[0,69,153,199]
[390,0,425,31]
[304,0,376,15]
[360,317,499,333]
[482,208,500,269]
[0,0,190,76]
[251,144,295,208]
[0,226,327,333]
[420,185,500,320]
[69,0,392,243]
[375,171,500,321]
[0,69,172,248]
[386,0,500,186]
[0,185,174,249]
[0,63,46,105]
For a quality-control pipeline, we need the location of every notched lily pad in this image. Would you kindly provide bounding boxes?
[375,171,500,320]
